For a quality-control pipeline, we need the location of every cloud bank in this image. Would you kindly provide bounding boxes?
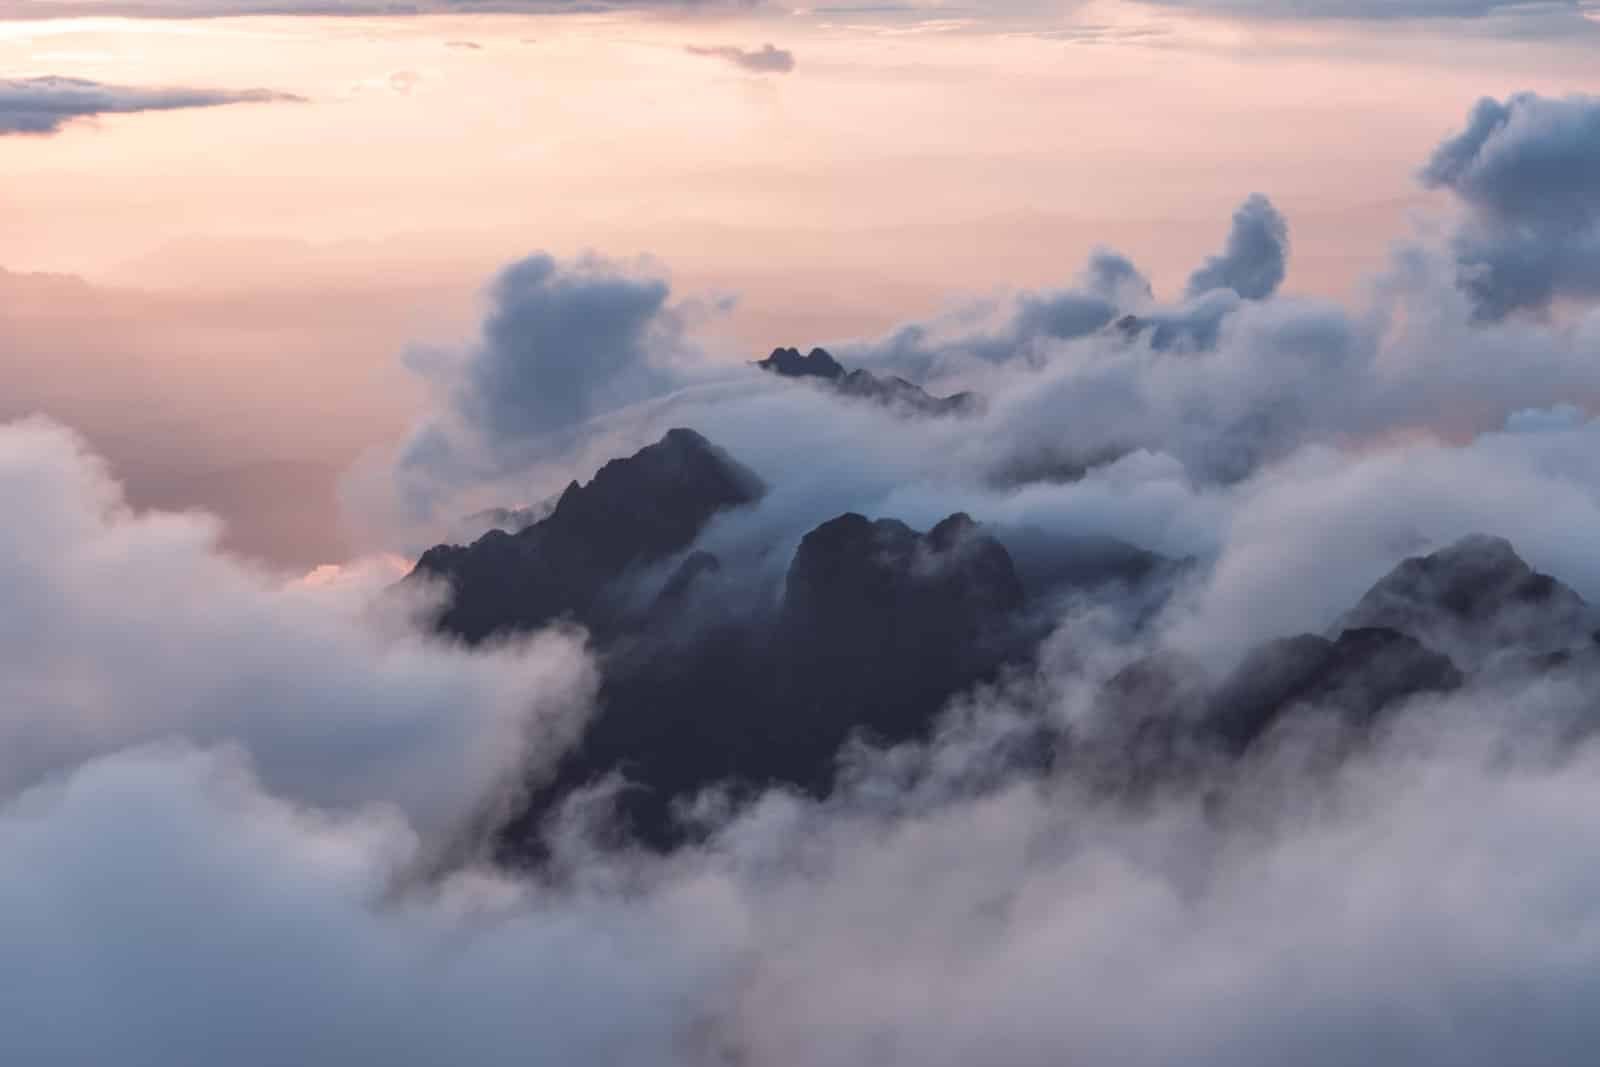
[0,76,298,136]
[0,417,597,841]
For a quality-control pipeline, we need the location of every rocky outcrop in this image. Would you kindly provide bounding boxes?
[1338,534,1594,663]
[774,512,1024,740]
[504,510,1031,853]
[1086,535,1594,781]
[756,346,845,381]
[1203,627,1461,754]
[411,428,763,642]
[424,426,1599,858]
[756,345,979,416]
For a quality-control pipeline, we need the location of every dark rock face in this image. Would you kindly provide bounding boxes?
[411,428,763,642]
[756,346,845,381]
[1339,534,1593,661]
[775,512,1025,744]
[1087,535,1596,783]
[420,421,1597,858]
[503,510,1031,853]
[756,345,979,417]
[1204,627,1461,754]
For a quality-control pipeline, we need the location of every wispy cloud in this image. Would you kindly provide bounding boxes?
[0,76,299,136]
[685,42,796,73]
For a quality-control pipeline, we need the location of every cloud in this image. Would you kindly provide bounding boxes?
[0,416,597,841]
[832,246,1150,381]
[381,253,689,529]
[685,43,797,73]
[1421,92,1600,318]
[0,76,297,136]
[1186,193,1290,301]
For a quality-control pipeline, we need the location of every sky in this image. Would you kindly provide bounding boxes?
[2,0,1598,563]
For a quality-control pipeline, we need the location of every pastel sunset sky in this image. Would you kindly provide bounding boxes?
[4,0,1599,563]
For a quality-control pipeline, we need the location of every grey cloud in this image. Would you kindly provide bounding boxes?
[1080,246,1153,303]
[1422,94,1600,230]
[1421,93,1600,318]
[686,43,797,73]
[836,247,1149,380]
[1186,193,1289,301]
[0,76,297,136]
[385,253,689,528]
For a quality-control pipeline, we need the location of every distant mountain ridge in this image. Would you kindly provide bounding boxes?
[756,345,980,416]
[409,430,1600,858]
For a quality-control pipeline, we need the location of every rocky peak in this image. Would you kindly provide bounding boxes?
[781,511,1024,666]
[1204,627,1461,754]
[756,345,978,417]
[756,346,845,381]
[1339,534,1593,661]
[410,428,763,642]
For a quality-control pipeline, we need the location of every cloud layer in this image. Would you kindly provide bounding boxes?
[0,417,597,840]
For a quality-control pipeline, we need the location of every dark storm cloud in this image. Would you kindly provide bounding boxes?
[685,43,796,73]
[0,76,298,136]
[1421,93,1600,318]
[1185,193,1289,301]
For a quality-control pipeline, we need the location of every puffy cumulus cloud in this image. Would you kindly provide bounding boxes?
[0,745,736,1067]
[1421,93,1600,319]
[0,416,597,841]
[686,42,796,73]
[831,246,1152,381]
[1185,193,1289,301]
[833,193,1286,385]
[0,76,297,136]
[384,252,690,529]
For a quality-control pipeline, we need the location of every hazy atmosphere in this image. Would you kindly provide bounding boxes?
[6,1,1600,1064]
